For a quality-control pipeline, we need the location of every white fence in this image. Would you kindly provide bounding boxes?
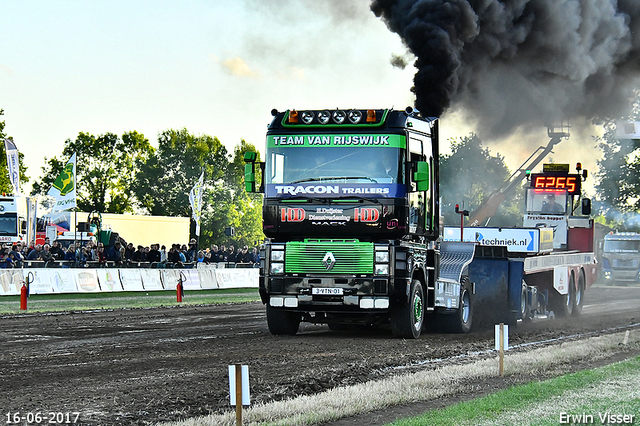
[0,264,258,296]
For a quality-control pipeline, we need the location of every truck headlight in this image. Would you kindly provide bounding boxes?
[375,264,389,275]
[375,246,389,275]
[271,250,284,262]
[270,262,284,275]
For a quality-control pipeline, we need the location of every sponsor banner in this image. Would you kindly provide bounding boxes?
[0,268,257,296]
[182,269,200,290]
[215,268,259,289]
[96,269,122,292]
[197,264,219,289]
[75,270,100,292]
[267,134,405,148]
[119,269,145,291]
[161,269,201,291]
[0,270,23,295]
[47,153,77,213]
[267,183,405,199]
[443,227,540,253]
[4,139,21,194]
[189,170,204,236]
[523,214,568,248]
[28,269,78,294]
[161,269,179,290]
[279,205,382,226]
[140,269,163,290]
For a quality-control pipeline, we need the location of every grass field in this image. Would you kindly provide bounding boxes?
[0,288,261,314]
[387,356,640,426]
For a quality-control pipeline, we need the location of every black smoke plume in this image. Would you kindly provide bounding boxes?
[371,0,640,136]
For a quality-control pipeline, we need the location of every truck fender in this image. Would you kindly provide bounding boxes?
[553,266,570,295]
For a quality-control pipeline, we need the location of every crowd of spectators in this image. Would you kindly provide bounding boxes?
[0,236,260,269]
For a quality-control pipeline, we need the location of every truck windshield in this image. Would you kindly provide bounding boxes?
[603,239,640,253]
[266,146,402,185]
[525,189,567,214]
[0,213,17,235]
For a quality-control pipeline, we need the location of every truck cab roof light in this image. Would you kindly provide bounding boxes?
[332,110,346,124]
[288,110,299,123]
[301,111,315,124]
[317,110,331,124]
[348,109,362,124]
[366,109,376,122]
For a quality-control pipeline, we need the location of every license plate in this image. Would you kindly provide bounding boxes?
[312,287,343,296]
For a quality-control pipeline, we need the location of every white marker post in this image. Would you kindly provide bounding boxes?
[229,364,250,426]
[495,323,509,377]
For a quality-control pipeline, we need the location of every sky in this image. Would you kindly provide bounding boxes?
[1,0,604,196]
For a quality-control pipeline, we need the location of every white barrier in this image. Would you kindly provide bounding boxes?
[0,270,23,295]
[76,270,100,292]
[0,265,259,296]
[198,264,219,289]
[140,269,163,291]
[96,269,123,292]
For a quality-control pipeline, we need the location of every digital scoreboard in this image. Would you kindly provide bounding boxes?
[530,173,581,195]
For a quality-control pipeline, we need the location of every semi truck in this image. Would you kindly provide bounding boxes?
[0,194,37,245]
[244,108,597,338]
[600,232,640,285]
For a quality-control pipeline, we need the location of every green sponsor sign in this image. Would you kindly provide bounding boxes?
[267,134,406,148]
[52,162,75,196]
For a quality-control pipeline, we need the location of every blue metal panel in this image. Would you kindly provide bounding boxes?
[508,259,525,318]
[468,258,510,325]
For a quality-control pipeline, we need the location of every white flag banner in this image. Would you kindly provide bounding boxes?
[4,139,21,195]
[189,171,204,236]
[616,121,640,140]
[47,153,77,213]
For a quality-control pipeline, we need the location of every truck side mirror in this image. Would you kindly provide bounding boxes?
[244,163,256,192]
[413,161,430,191]
[244,151,258,193]
[581,198,591,215]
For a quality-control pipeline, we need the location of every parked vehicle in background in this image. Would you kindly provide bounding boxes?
[600,232,640,285]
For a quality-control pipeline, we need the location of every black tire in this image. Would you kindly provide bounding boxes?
[266,305,301,335]
[553,273,575,317]
[520,280,531,323]
[439,278,473,333]
[391,279,425,339]
[571,271,585,317]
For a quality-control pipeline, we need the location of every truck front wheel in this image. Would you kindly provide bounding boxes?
[391,279,424,339]
[266,305,301,335]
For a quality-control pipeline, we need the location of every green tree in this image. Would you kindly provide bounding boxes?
[193,139,264,249]
[440,133,520,227]
[31,131,153,213]
[131,128,230,245]
[595,110,640,219]
[0,109,29,193]
[224,140,263,248]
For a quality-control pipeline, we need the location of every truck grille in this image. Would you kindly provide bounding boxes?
[612,258,639,269]
[285,240,374,274]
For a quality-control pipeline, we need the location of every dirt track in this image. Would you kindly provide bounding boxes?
[1,285,639,426]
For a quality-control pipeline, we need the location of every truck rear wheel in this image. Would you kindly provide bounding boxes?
[266,305,301,335]
[520,280,531,323]
[391,279,424,339]
[553,273,575,317]
[571,272,585,317]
